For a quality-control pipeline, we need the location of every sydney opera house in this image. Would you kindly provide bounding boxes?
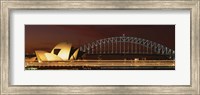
[26,42,84,63]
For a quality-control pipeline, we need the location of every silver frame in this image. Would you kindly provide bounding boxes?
[1,0,199,94]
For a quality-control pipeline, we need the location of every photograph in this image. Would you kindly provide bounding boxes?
[25,25,175,70]
[1,0,199,94]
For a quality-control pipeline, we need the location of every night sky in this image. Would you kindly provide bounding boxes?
[25,25,175,54]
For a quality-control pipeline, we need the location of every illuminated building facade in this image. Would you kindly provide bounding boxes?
[35,42,82,63]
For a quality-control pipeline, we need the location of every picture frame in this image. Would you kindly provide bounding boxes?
[1,0,199,94]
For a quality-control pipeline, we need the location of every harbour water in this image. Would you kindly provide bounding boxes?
[25,60,175,70]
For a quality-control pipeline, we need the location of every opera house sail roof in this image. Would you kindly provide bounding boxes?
[33,42,82,63]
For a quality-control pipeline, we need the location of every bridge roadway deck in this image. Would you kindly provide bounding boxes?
[25,60,175,67]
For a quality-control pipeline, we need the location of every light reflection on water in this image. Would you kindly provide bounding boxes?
[25,60,175,70]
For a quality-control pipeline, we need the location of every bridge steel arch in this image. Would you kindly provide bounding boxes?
[79,35,175,55]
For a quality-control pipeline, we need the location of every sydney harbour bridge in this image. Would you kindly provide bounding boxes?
[79,34,175,60]
[25,34,175,70]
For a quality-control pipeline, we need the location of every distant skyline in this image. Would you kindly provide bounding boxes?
[25,25,175,54]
